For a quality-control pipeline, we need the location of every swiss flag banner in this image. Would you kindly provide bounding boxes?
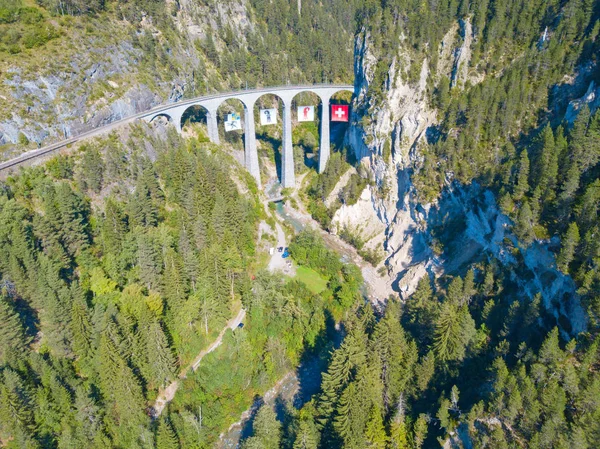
[331,104,349,122]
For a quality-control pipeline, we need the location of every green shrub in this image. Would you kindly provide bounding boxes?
[22,25,58,48]
[17,132,29,146]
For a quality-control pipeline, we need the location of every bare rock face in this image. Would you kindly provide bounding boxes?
[565,81,600,124]
[338,27,442,296]
[341,18,589,333]
[330,185,387,252]
[344,26,587,331]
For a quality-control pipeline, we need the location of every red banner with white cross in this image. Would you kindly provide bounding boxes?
[331,104,349,122]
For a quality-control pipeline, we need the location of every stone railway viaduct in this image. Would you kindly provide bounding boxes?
[0,84,354,187]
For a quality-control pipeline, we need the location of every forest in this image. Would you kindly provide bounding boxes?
[1,0,600,447]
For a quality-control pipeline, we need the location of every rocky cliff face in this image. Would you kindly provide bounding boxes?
[339,20,586,333]
[338,23,460,298]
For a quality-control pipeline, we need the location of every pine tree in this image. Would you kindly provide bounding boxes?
[414,350,435,392]
[372,302,416,409]
[534,125,559,199]
[513,150,530,200]
[433,302,476,363]
[404,277,437,346]
[317,335,363,429]
[389,402,409,449]
[575,180,600,233]
[412,414,428,449]
[79,147,105,193]
[557,222,580,273]
[137,233,162,291]
[293,413,320,449]
[55,183,90,255]
[515,200,535,245]
[101,198,127,254]
[243,406,281,449]
[558,165,581,221]
[0,369,37,445]
[0,295,28,365]
[162,248,186,308]
[70,286,94,375]
[364,405,388,449]
[156,417,179,449]
[144,319,177,388]
[570,105,592,171]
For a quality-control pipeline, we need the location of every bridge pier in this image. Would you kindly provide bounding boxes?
[281,100,295,189]
[207,108,220,145]
[244,102,261,187]
[319,94,331,174]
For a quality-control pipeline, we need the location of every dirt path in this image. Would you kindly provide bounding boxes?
[151,308,246,418]
[267,221,293,274]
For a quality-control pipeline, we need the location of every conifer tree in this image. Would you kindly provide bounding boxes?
[156,417,180,449]
[79,147,105,193]
[0,295,28,365]
[557,222,580,273]
[372,302,416,409]
[433,302,475,363]
[414,350,435,392]
[243,406,281,449]
[515,200,535,245]
[364,405,388,449]
[70,286,94,375]
[137,233,162,291]
[389,402,409,449]
[144,319,177,388]
[101,198,127,254]
[534,125,559,200]
[575,180,600,233]
[513,150,530,200]
[412,414,428,449]
[293,409,320,449]
[0,369,37,446]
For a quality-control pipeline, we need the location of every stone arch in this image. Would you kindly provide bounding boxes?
[328,89,353,156]
[148,113,173,126]
[252,92,287,185]
[180,104,211,134]
[291,90,323,172]
[218,97,246,153]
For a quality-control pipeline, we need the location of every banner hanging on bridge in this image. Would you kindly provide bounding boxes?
[331,104,349,122]
[297,106,315,122]
[225,113,242,131]
[260,108,278,126]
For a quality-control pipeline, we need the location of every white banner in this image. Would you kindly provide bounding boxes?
[225,113,242,132]
[260,108,278,126]
[297,106,315,122]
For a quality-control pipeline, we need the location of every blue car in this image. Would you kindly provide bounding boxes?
[282,249,289,258]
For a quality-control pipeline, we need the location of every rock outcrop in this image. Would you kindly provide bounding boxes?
[565,80,600,124]
[342,20,587,334]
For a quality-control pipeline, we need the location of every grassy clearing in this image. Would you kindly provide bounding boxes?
[294,265,328,294]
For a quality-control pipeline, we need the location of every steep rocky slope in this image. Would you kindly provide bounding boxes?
[335,14,598,333]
